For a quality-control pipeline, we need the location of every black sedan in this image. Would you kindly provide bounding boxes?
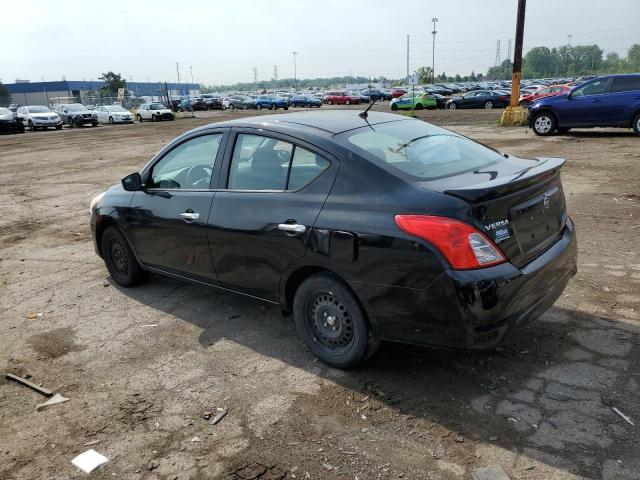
[446,90,510,109]
[0,107,25,133]
[90,111,577,368]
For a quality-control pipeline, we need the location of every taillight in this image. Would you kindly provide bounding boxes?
[394,215,506,270]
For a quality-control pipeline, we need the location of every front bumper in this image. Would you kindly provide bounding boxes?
[354,218,577,349]
[32,119,62,126]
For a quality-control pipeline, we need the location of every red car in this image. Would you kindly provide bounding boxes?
[519,84,570,107]
[323,91,361,105]
[391,88,408,98]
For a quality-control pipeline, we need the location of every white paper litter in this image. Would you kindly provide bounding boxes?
[71,449,109,473]
[36,393,69,411]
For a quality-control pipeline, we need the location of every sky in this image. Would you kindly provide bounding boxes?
[2,0,639,86]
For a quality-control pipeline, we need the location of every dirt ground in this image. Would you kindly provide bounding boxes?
[0,106,639,480]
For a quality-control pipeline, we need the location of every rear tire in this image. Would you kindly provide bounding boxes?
[257,104,263,110]
[293,273,379,369]
[416,103,423,110]
[632,113,640,136]
[391,103,398,111]
[345,100,350,105]
[101,226,146,287]
[484,101,493,109]
[448,102,457,110]
[532,111,556,136]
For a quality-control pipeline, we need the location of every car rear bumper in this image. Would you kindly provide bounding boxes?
[353,218,577,349]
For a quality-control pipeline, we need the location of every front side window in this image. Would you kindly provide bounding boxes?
[608,76,640,93]
[150,103,164,110]
[340,120,505,181]
[150,134,222,189]
[573,79,608,97]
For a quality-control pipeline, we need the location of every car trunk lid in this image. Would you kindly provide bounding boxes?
[425,156,567,268]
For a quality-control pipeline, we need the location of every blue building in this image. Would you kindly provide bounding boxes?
[5,80,200,106]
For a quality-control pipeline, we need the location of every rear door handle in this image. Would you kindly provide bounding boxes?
[278,223,306,234]
[180,211,200,220]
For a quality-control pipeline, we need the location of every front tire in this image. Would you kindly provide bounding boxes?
[532,111,556,136]
[257,104,263,110]
[109,116,114,124]
[484,101,493,109]
[345,100,350,105]
[101,226,146,287]
[416,103,423,110]
[448,102,457,110]
[293,273,378,369]
[391,103,398,111]
[136,114,142,122]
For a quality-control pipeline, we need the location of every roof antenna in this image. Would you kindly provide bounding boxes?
[358,95,378,119]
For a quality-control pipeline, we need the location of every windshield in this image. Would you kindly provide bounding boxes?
[150,103,164,109]
[65,104,86,111]
[28,106,51,113]
[107,106,127,112]
[339,120,504,180]
[0,108,11,115]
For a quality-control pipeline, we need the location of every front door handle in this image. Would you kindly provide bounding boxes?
[278,223,306,234]
[180,211,200,220]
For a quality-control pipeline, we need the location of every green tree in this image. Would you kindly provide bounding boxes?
[0,81,10,107]
[628,44,640,71]
[99,72,127,95]
[523,46,552,77]
[415,66,434,84]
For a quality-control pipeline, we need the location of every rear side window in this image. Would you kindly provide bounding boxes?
[227,134,329,191]
[608,76,640,93]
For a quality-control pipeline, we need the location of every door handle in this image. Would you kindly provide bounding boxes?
[590,99,600,102]
[180,211,200,220]
[278,223,306,234]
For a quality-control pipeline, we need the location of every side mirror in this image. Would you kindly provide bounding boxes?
[121,172,143,191]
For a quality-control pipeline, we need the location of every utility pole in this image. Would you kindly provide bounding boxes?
[253,67,258,85]
[273,65,278,81]
[292,51,298,91]
[500,0,527,126]
[507,39,512,63]
[175,63,181,95]
[431,18,438,84]
[495,40,501,66]
[189,66,194,95]
[406,34,410,82]
[565,34,572,76]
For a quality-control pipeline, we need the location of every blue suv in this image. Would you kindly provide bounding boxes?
[255,95,289,110]
[528,74,640,136]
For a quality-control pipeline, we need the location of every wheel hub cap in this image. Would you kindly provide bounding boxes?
[311,293,353,348]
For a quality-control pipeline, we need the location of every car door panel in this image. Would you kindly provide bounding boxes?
[208,129,338,301]
[125,130,228,282]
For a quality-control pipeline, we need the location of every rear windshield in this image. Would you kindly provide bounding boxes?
[338,120,504,180]
[150,103,164,109]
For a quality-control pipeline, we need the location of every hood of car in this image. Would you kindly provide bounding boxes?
[531,92,569,107]
[0,113,15,121]
[31,112,58,118]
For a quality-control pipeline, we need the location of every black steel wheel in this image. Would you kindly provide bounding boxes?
[293,273,378,368]
[101,226,146,287]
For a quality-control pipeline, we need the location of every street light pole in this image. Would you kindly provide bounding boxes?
[292,51,298,91]
[431,18,438,84]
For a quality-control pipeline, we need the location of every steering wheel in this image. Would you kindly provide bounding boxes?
[186,164,212,188]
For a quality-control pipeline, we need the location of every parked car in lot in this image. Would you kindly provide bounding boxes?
[290,94,322,108]
[0,107,25,133]
[446,90,510,109]
[361,88,392,101]
[94,105,134,124]
[136,103,174,122]
[16,105,62,130]
[350,91,370,104]
[391,88,408,98]
[519,85,570,108]
[432,93,450,109]
[201,94,223,110]
[54,104,98,128]
[90,110,577,368]
[529,74,640,136]
[390,92,437,110]
[223,95,251,110]
[255,95,289,110]
[324,91,361,105]
[190,97,209,111]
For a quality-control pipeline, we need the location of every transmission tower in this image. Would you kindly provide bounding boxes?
[507,39,512,62]
[273,65,278,81]
[253,67,258,84]
[495,40,501,66]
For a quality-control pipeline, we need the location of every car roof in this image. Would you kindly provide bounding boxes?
[198,110,407,135]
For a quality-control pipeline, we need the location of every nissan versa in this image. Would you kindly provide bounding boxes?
[90,111,577,368]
